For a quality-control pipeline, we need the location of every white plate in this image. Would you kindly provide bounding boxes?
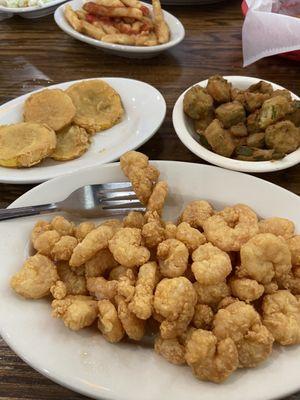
[0,78,166,184]
[160,0,225,4]
[173,76,300,173]
[0,0,66,18]
[54,0,185,59]
[1,161,300,400]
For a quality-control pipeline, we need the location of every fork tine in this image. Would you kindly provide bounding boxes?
[98,191,137,200]
[102,199,143,209]
[101,207,146,215]
[92,182,132,192]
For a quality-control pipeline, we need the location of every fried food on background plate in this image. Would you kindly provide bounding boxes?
[0,122,56,168]
[66,80,124,134]
[51,125,90,161]
[23,89,76,131]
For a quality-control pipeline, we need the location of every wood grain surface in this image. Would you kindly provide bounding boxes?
[1,0,300,398]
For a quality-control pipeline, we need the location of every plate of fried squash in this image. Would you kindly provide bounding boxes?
[1,152,300,400]
[54,0,185,58]
[0,78,166,183]
[173,76,300,173]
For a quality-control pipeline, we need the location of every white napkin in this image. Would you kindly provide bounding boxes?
[242,0,300,66]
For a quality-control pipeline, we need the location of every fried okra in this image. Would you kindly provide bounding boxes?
[215,101,246,128]
[265,120,300,154]
[204,119,235,157]
[206,75,231,103]
[183,86,214,120]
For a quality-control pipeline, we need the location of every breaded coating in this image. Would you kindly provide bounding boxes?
[192,304,214,329]
[206,75,231,104]
[164,222,177,239]
[154,277,197,339]
[31,220,51,244]
[142,219,165,248]
[259,95,292,129]
[100,219,123,234]
[51,295,98,331]
[57,262,87,295]
[215,101,246,129]
[287,236,300,266]
[123,211,145,229]
[33,230,60,256]
[203,119,235,158]
[194,281,231,308]
[23,89,76,131]
[185,329,239,383]
[98,300,124,343]
[51,216,74,236]
[70,225,114,267]
[265,120,300,154]
[240,233,291,284]
[129,261,158,319]
[217,296,239,310]
[262,290,300,345]
[86,277,118,300]
[213,301,274,368]
[109,227,150,268]
[229,278,264,302]
[147,181,168,215]
[157,239,189,277]
[116,296,145,340]
[74,221,95,242]
[66,80,124,134]
[203,204,259,252]
[51,125,90,161]
[175,222,206,253]
[10,254,58,299]
[183,85,214,120]
[109,266,136,283]
[192,243,232,285]
[50,280,67,300]
[51,235,78,261]
[180,200,214,229]
[85,248,118,278]
[120,150,149,176]
[154,335,186,365]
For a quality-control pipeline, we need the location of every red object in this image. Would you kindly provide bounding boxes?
[241,0,300,61]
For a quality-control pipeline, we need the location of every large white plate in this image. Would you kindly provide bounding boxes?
[0,0,66,18]
[173,76,300,173]
[1,161,300,400]
[54,0,185,59]
[0,78,166,184]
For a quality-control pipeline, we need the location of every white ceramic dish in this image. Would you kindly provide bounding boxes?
[0,77,166,184]
[1,161,300,400]
[0,0,66,18]
[160,0,225,4]
[54,0,185,59]
[172,76,300,173]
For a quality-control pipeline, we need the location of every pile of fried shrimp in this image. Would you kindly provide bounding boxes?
[64,0,170,47]
[10,150,300,383]
[0,79,123,168]
[184,76,300,162]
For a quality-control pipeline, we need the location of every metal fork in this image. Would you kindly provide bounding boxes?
[0,182,146,221]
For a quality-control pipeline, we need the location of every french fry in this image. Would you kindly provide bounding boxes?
[102,33,136,45]
[151,0,170,44]
[93,0,125,7]
[75,9,87,20]
[64,5,82,32]
[114,20,143,34]
[81,20,105,40]
[83,2,144,20]
[120,0,141,8]
[135,32,158,46]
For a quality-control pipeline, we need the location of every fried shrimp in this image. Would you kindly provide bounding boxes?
[51,125,90,161]
[192,304,214,329]
[203,204,259,252]
[262,290,300,345]
[229,278,264,302]
[191,243,232,285]
[51,216,74,236]
[23,89,76,131]
[0,123,56,168]
[147,181,168,215]
[240,233,291,284]
[258,217,295,240]
[10,254,58,299]
[66,80,124,134]
[116,295,145,340]
[98,299,125,343]
[157,239,189,277]
[57,262,87,295]
[185,329,239,383]
[154,277,197,339]
[194,281,231,308]
[86,276,118,300]
[85,248,118,278]
[287,236,300,266]
[109,227,150,268]
[180,200,214,229]
[175,222,206,253]
[154,335,186,365]
[213,301,274,368]
[51,236,78,261]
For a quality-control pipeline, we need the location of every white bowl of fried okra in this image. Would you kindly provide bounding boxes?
[173,76,300,173]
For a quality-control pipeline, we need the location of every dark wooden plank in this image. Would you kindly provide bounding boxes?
[0,0,300,398]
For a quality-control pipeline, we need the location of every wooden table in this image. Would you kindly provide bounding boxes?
[1,0,300,398]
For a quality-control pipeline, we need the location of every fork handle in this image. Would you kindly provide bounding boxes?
[0,203,58,221]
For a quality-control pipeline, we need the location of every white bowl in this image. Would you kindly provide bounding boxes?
[0,77,166,184]
[54,0,185,59]
[0,0,66,18]
[172,76,300,173]
[1,161,300,400]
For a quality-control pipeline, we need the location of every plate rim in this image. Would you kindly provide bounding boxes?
[0,77,166,184]
[54,0,185,53]
[2,160,300,400]
[172,75,300,173]
[0,0,65,13]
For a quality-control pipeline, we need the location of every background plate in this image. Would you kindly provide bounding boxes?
[1,161,300,400]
